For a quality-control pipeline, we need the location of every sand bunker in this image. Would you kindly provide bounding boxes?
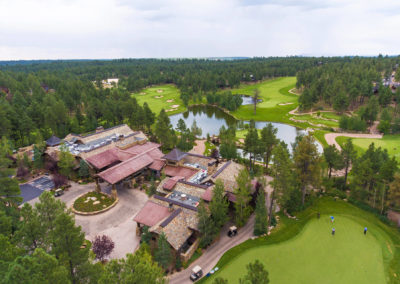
[140,92,146,95]
[166,99,174,103]
[157,89,164,93]
[155,96,164,99]
[278,102,294,106]
[171,104,180,108]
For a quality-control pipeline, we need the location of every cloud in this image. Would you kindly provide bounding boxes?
[0,0,399,59]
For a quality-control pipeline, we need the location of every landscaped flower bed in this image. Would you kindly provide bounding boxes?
[73,191,116,213]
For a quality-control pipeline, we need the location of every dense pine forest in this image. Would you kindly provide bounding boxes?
[1,56,399,148]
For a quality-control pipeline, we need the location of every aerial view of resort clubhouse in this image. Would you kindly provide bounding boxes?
[1,0,400,283]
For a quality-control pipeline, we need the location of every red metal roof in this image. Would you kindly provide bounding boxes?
[98,153,154,184]
[133,201,171,227]
[163,178,178,191]
[149,159,165,171]
[86,148,122,170]
[164,166,199,180]
[123,142,161,155]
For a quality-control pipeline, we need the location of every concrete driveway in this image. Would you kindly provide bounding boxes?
[29,181,148,259]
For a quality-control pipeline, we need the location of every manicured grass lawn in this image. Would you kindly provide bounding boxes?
[313,130,330,148]
[73,191,115,212]
[293,114,339,128]
[336,135,400,160]
[131,84,186,115]
[203,141,216,156]
[320,112,342,120]
[231,77,298,122]
[203,198,400,284]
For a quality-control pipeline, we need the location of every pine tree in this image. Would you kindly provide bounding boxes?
[234,169,252,227]
[341,139,357,185]
[198,200,217,248]
[0,138,21,205]
[243,124,260,171]
[260,123,278,171]
[58,144,75,178]
[155,109,177,151]
[209,179,229,228]
[254,189,268,236]
[78,159,89,178]
[293,134,321,206]
[155,232,171,270]
[143,102,155,132]
[239,259,269,284]
[323,145,343,178]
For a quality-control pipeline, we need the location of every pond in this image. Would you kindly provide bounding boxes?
[240,95,262,105]
[169,105,322,153]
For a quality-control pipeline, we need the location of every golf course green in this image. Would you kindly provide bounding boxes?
[131,84,185,115]
[204,199,399,284]
[336,135,400,161]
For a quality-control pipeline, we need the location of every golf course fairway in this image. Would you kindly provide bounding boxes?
[207,215,390,284]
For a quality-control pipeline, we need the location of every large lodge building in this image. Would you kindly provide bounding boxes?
[44,124,258,261]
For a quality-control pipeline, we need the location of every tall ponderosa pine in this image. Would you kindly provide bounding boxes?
[155,232,171,269]
[58,144,75,178]
[198,200,217,248]
[323,145,343,178]
[243,123,260,171]
[254,189,268,236]
[209,179,229,228]
[293,134,321,206]
[260,123,278,171]
[270,142,293,225]
[143,102,155,132]
[234,169,252,227]
[0,137,21,205]
[155,109,177,151]
[341,139,357,185]
[78,159,89,178]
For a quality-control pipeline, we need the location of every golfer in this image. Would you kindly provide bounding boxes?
[364,227,367,235]
[330,216,334,223]
[317,212,320,219]
[332,228,335,235]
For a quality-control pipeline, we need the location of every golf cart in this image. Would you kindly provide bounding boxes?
[190,265,203,282]
[54,188,64,197]
[227,226,238,237]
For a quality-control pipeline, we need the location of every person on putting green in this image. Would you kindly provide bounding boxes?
[330,216,334,223]
[332,228,335,235]
[364,227,367,235]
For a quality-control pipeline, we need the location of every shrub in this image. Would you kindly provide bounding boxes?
[52,173,68,188]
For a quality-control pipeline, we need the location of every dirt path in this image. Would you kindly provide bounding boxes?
[325,133,383,151]
[189,140,206,155]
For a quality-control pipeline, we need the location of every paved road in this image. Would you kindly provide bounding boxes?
[28,181,148,259]
[169,214,255,284]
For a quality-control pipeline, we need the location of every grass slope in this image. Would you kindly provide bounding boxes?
[203,198,400,284]
[131,84,185,115]
[231,77,298,122]
[336,135,400,160]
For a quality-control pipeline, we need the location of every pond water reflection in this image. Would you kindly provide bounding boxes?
[169,105,322,153]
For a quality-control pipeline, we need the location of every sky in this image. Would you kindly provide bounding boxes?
[0,0,399,60]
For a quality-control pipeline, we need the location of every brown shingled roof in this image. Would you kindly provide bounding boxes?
[86,148,122,170]
[133,201,171,227]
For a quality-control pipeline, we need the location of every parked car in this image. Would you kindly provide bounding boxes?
[227,226,238,237]
[54,188,64,197]
[190,265,203,282]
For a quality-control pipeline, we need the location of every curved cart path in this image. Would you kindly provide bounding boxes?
[169,214,256,284]
[325,132,383,151]
[189,140,206,155]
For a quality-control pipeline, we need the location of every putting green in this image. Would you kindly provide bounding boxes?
[208,216,386,284]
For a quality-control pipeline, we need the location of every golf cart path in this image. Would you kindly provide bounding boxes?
[169,214,256,284]
[189,140,206,156]
[325,132,383,151]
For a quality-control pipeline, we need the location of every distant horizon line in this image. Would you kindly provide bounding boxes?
[1,54,400,62]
